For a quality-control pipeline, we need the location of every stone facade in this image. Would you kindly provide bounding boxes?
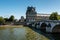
[26,6,50,22]
[26,6,37,22]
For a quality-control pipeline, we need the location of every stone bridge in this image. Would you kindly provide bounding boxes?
[27,20,60,33]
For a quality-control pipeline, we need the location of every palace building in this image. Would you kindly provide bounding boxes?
[26,6,50,22]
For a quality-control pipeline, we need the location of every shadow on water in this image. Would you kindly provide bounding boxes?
[51,24,60,40]
[30,27,60,40]
[51,33,60,40]
[0,26,60,40]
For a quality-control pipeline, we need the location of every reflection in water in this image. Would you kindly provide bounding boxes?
[52,33,60,40]
[0,27,26,40]
[0,27,58,40]
[9,28,15,40]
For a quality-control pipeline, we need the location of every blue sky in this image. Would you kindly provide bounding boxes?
[0,0,60,19]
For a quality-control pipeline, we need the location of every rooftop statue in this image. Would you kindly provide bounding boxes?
[26,6,37,14]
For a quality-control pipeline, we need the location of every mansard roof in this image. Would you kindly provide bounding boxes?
[27,6,35,12]
[37,13,50,16]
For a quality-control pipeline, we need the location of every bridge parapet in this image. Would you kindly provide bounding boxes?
[36,20,60,32]
[26,20,60,33]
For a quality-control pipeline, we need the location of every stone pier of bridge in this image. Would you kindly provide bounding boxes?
[28,20,60,33]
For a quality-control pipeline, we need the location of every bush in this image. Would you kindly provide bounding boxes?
[0,17,5,25]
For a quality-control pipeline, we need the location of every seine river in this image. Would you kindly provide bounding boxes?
[0,26,59,40]
[0,27,26,40]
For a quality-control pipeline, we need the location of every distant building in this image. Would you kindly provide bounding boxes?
[36,13,50,21]
[26,6,50,22]
[20,16,25,22]
[26,6,37,22]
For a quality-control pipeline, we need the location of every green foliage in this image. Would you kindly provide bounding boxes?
[4,18,9,22]
[14,19,17,22]
[0,17,5,25]
[9,15,14,22]
[57,15,60,20]
[49,12,58,20]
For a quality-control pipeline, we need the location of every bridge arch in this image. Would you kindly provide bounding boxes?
[52,24,60,40]
[40,22,47,32]
[52,24,60,33]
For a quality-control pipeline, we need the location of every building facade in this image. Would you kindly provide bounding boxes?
[26,6,50,22]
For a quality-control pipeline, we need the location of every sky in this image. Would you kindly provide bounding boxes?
[0,0,60,19]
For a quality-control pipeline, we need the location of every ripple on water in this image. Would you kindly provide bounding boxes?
[0,27,26,40]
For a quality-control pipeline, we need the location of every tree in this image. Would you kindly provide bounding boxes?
[4,18,9,22]
[9,15,14,22]
[14,19,18,22]
[49,12,58,20]
[57,15,60,20]
[0,17,5,25]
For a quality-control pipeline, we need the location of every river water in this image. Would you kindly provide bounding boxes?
[0,27,59,40]
[0,27,26,40]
